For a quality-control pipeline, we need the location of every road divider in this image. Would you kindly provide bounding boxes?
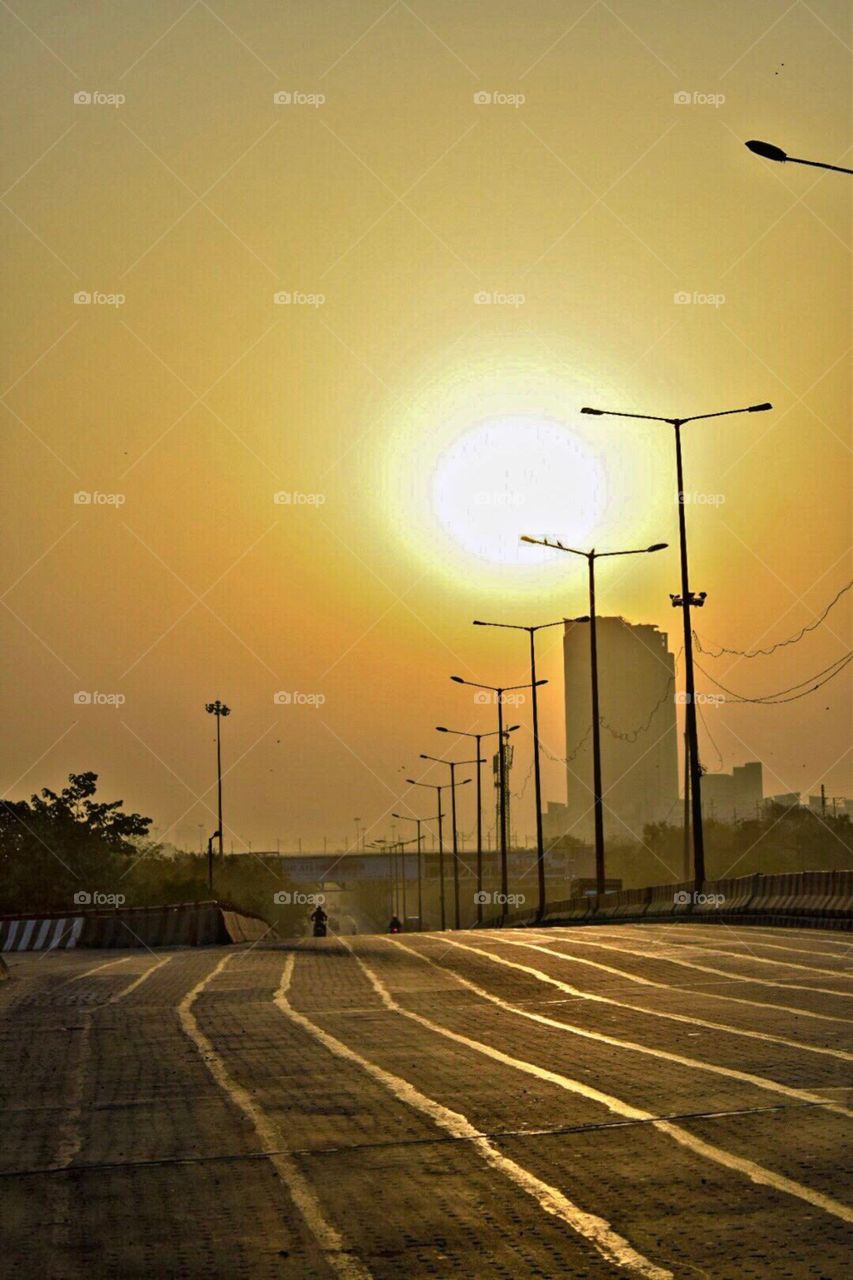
[477,870,852,931]
[0,900,274,951]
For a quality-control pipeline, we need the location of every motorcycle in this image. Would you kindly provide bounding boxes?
[312,921,327,938]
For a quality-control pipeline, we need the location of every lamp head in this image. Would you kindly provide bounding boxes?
[748,402,773,412]
[580,406,604,415]
[745,139,787,163]
[647,542,668,552]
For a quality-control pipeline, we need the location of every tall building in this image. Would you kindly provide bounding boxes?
[702,761,764,821]
[562,617,679,842]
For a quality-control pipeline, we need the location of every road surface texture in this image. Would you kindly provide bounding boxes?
[1,922,850,1279]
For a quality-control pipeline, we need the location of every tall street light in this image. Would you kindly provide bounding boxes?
[420,754,478,929]
[406,777,449,929]
[204,700,231,859]
[521,538,667,896]
[206,830,220,893]
[745,139,853,176]
[392,811,439,930]
[450,676,547,922]
[435,725,519,924]
[472,616,590,921]
[580,400,772,887]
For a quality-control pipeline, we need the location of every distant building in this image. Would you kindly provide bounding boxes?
[701,761,764,822]
[766,792,801,811]
[807,793,852,819]
[562,617,679,842]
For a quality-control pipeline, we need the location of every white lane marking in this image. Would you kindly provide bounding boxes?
[583,929,852,978]
[347,945,853,1226]
[604,924,853,961]
[56,953,172,1168]
[179,953,372,1280]
[389,940,851,1116]
[489,931,845,1029]
[621,923,853,950]
[105,955,172,1003]
[441,938,852,1056]
[516,931,853,1001]
[275,954,672,1280]
[65,955,134,984]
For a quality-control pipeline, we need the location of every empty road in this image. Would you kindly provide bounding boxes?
[1,922,851,1278]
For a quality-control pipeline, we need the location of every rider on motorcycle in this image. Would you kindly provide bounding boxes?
[388,915,402,934]
[310,903,328,936]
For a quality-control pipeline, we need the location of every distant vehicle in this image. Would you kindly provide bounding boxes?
[311,904,328,938]
[388,915,402,934]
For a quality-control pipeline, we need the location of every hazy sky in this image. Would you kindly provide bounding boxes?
[2,0,850,853]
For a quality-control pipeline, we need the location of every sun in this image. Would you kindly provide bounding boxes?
[429,416,607,569]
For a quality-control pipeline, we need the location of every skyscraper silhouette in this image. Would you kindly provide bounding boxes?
[562,618,679,842]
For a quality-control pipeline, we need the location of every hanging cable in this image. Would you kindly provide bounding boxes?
[694,581,851,658]
[600,675,675,742]
[695,652,852,704]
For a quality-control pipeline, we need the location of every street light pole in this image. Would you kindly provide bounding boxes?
[406,779,451,929]
[450,677,545,923]
[473,617,586,920]
[207,831,219,893]
[393,812,439,931]
[580,400,772,889]
[205,701,230,859]
[436,725,516,925]
[745,139,853,175]
[420,755,476,930]
[521,537,667,895]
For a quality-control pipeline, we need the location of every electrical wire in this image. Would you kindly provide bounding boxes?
[600,676,674,742]
[694,581,851,658]
[695,652,852,704]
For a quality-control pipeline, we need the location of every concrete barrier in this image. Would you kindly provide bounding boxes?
[1,916,84,952]
[0,901,276,950]
[477,869,852,932]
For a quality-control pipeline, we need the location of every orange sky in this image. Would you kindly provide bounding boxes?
[1,1,850,852]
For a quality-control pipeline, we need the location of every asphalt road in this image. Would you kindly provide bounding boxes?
[1,922,851,1279]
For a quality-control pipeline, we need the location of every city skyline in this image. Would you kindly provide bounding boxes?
[2,1,850,854]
